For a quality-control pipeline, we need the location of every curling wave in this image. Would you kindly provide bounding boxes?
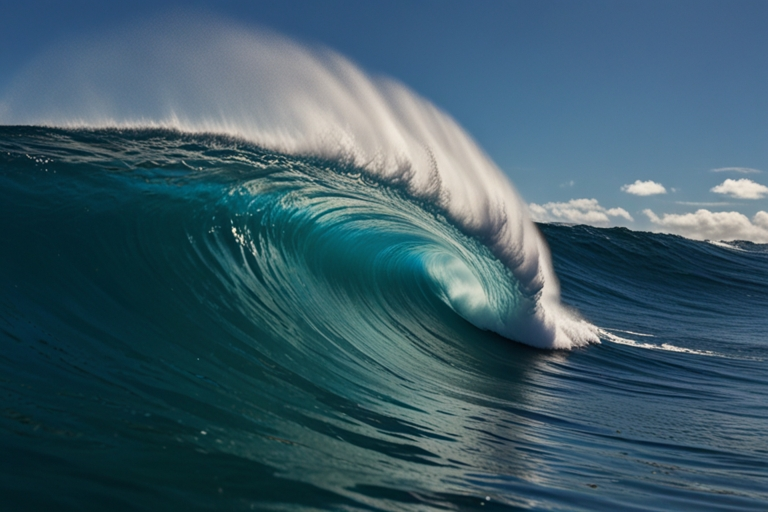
[0,14,596,348]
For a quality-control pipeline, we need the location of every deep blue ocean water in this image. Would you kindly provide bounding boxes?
[1,127,767,511]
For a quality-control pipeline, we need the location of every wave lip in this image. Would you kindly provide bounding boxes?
[0,14,598,349]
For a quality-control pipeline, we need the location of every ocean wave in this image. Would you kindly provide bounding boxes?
[0,14,597,349]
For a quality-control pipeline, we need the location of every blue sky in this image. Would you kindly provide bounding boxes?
[2,0,767,240]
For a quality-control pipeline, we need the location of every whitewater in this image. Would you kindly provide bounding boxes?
[1,15,767,512]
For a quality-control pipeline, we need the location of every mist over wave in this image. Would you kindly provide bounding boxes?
[0,13,596,349]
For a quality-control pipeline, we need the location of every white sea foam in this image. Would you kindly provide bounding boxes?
[599,329,720,357]
[0,13,598,349]
[707,240,746,252]
[601,328,655,338]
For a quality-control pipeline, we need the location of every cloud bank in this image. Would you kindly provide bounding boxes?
[621,180,667,196]
[529,198,633,225]
[711,178,768,199]
[644,209,768,242]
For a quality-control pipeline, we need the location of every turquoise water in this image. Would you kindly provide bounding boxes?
[1,128,766,510]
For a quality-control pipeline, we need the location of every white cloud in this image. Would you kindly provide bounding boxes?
[529,198,633,225]
[643,209,768,243]
[621,180,667,196]
[711,167,762,174]
[711,178,768,199]
[560,180,575,188]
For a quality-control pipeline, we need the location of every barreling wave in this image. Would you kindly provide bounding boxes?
[0,13,596,349]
